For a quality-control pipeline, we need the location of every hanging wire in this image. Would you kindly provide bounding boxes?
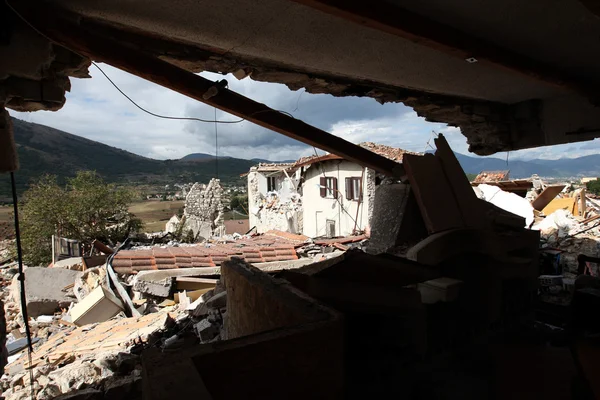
[311,147,360,230]
[5,0,297,126]
[92,62,246,124]
[214,107,219,179]
[10,173,35,400]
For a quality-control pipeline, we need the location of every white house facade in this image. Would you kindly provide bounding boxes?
[246,143,416,238]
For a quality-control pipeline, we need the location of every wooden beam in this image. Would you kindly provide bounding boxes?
[291,0,598,102]
[14,4,404,177]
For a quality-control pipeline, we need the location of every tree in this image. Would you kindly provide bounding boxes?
[20,171,142,265]
[587,178,600,195]
[229,194,248,214]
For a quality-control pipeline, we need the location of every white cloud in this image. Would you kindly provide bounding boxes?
[10,63,595,163]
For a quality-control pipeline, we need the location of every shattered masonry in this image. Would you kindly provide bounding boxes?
[182,178,226,240]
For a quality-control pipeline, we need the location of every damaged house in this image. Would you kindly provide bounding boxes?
[169,179,226,240]
[247,163,302,234]
[248,143,417,238]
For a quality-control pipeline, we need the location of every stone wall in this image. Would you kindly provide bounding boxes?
[183,179,225,240]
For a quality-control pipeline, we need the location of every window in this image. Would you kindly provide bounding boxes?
[345,177,362,201]
[267,176,277,192]
[326,219,336,238]
[319,177,337,198]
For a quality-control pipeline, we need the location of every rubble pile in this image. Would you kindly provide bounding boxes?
[474,176,600,304]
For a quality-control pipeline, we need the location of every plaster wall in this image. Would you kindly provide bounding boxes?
[302,160,373,238]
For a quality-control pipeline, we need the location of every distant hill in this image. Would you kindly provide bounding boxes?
[454,152,600,178]
[3,117,599,199]
[181,153,232,162]
[1,118,255,198]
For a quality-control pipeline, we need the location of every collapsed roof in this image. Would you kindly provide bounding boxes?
[2,0,600,156]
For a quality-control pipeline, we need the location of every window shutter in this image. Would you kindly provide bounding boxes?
[320,177,327,197]
[332,177,338,199]
[345,177,352,200]
[358,178,363,201]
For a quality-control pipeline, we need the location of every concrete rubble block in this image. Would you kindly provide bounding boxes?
[69,286,124,326]
[193,319,219,342]
[11,267,82,318]
[52,257,85,271]
[367,183,410,254]
[74,267,107,302]
[48,360,102,394]
[36,384,62,400]
[132,275,174,299]
[205,291,227,309]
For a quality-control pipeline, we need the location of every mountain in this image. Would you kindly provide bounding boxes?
[181,153,232,162]
[1,118,256,198]
[454,152,600,178]
[3,117,599,199]
[250,158,296,163]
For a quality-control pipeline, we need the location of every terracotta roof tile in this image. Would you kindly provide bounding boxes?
[473,170,510,183]
[110,231,307,273]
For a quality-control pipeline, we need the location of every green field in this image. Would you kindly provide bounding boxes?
[129,200,184,232]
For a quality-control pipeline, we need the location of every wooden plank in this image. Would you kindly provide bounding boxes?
[15,3,403,178]
[542,197,576,216]
[531,185,566,211]
[290,0,597,101]
[82,255,107,270]
[91,239,114,255]
[175,277,218,291]
[581,188,587,217]
[433,134,485,229]
[403,153,465,233]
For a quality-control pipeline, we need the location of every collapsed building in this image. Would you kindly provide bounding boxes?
[167,179,226,240]
[2,1,600,399]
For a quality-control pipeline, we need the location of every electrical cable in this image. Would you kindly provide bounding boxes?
[92,62,245,124]
[214,107,219,178]
[311,147,360,230]
[6,1,297,125]
[10,173,35,400]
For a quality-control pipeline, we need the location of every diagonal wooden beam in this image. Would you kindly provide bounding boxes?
[291,0,598,103]
[11,3,404,178]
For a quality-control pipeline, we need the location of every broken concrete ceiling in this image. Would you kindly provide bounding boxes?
[3,0,600,155]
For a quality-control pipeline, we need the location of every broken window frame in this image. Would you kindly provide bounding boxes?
[267,176,277,192]
[345,177,362,201]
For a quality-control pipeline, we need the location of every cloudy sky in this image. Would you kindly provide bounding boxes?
[10,63,599,162]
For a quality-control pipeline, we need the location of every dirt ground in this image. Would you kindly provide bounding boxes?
[129,200,184,233]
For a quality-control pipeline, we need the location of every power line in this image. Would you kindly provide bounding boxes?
[214,107,219,178]
[92,62,246,124]
[5,1,295,126]
[311,147,360,230]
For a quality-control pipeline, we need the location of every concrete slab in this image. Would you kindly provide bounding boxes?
[367,183,410,254]
[52,257,84,271]
[11,267,82,318]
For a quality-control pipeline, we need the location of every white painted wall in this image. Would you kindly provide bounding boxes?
[302,160,373,238]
